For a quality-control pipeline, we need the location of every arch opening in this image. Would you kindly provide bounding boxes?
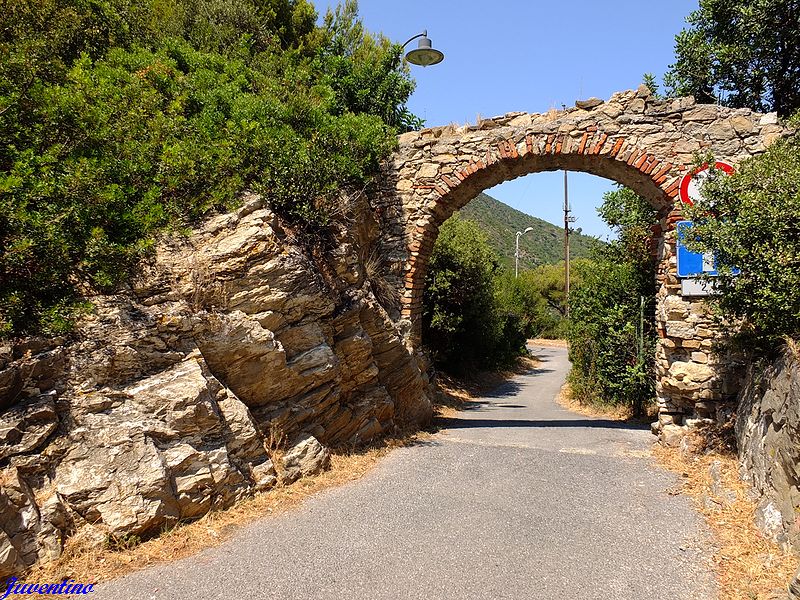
[404,154,671,331]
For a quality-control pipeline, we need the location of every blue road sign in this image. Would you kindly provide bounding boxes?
[676,220,739,278]
[677,221,715,277]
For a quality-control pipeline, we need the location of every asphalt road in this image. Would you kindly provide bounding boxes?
[93,345,716,600]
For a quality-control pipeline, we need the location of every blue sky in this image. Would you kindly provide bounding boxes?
[320,0,700,239]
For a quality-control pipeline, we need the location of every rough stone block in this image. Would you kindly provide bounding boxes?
[280,434,331,485]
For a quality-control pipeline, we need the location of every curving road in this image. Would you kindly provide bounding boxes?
[94,345,716,600]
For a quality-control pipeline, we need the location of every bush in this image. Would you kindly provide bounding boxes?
[686,129,800,350]
[568,260,655,412]
[567,187,657,413]
[0,0,418,336]
[494,260,591,340]
[422,216,526,373]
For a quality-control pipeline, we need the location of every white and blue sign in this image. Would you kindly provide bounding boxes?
[676,220,739,278]
[677,221,716,277]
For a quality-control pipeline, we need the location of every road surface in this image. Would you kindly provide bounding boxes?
[94,345,716,600]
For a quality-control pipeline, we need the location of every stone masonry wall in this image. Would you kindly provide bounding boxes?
[0,193,433,576]
[368,86,793,439]
[737,345,800,550]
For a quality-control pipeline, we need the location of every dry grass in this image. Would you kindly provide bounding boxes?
[434,355,540,418]
[787,337,800,361]
[555,382,658,423]
[26,437,423,585]
[653,431,798,600]
[26,354,541,585]
[557,380,797,598]
[362,246,400,312]
[528,338,569,348]
[30,338,793,600]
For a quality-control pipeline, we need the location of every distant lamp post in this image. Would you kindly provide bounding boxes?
[515,227,535,278]
[402,30,445,67]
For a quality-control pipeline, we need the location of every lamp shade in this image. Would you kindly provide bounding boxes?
[405,34,444,67]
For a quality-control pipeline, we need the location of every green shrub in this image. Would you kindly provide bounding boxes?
[686,129,800,350]
[422,216,526,373]
[567,187,657,413]
[494,260,591,340]
[495,271,558,339]
[568,260,655,412]
[0,0,417,336]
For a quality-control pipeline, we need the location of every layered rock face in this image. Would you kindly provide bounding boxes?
[0,193,433,575]
[737,346,800,550]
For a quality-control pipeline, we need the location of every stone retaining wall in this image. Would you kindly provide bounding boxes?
[737,345,800,550]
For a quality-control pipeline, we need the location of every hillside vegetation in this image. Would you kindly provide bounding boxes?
[458,193,597,270]
[422,192,604,373]
[0,0,416,337]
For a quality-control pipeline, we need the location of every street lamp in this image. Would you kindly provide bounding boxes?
[402,31,444,67]
[515,227,535,278]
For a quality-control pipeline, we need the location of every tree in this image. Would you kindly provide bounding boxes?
[664,0,800,116]
[0,0,420,336]
[422,216,526,373]
[494,260,591,339]
[316,0,421,130]
[596,186,658,271]
[685,127,800,350]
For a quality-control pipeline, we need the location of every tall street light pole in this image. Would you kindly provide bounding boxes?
[515,227,535,278]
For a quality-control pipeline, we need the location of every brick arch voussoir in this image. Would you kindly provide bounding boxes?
[398,131,684,322]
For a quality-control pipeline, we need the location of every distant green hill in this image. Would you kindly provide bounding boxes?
[455,192,598,271]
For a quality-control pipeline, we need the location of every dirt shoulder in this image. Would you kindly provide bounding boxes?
[555,381,658,424]
[27,434,426,585]
[434,354,540,419]
[653,433,797,600]
[528,338,569,348]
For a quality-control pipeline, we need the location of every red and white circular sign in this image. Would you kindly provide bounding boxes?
[678,160,734,206]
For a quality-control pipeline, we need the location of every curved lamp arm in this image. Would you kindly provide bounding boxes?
[402,31,428,49]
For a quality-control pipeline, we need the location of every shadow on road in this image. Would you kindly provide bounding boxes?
[435,416,650,432]
[480,381,524,399]
[477,371,554,399]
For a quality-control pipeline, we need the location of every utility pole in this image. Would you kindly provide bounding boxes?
[563,170,575,317]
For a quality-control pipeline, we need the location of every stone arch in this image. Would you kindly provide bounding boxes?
[372,86,792,436]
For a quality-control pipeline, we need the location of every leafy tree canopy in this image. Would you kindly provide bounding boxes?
[0,0,421,337]
[596,185,659,270]
[664,0,800,116]
[422,216,526,373]
[567,187,658,413]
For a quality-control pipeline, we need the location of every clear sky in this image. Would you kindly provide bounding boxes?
[319,0,700,239]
